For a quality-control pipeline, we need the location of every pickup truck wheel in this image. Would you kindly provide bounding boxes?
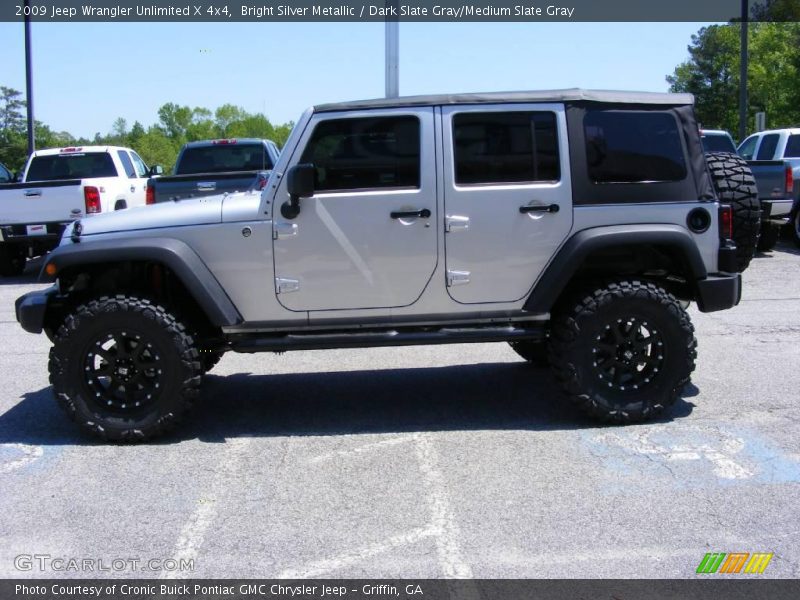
[757,223,780,251]
[549,281,697,424]
[508,340,549,366]
[0,245,26,277]
[48,296,202,442]
[792,209,800,248]
[705,152,760,272]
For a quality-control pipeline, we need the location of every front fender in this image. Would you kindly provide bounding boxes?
[41,237,242,327]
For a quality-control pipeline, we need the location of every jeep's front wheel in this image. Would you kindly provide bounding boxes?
[48,296,203,441]
[549,281,697,424]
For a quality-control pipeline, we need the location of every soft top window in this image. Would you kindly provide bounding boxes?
[584,110,687,184]
[26,153,118,181]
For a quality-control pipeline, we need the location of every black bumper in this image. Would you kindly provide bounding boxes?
[696,273,742,313]
[15,285,58,334]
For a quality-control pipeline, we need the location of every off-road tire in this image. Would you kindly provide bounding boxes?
[0,244,26,277]
[48,295,202,441]
[509,340,549,366]
[549,280,697,424]
[705,152,760,271]
[757,223,780,252]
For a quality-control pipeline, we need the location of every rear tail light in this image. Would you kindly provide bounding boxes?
[786,166,794,195]
[146,183,155,205]
[212,139,237,145]
[84,186,101,214]
[719,205,733,240]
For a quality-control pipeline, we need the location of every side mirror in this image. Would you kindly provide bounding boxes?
[150,165,164,176]
[282,163,315,219]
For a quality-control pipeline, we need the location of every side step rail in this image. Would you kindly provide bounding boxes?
[228,325,546,353]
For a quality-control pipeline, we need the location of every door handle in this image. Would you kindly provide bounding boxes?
[24,190,42,198]
[519,203,559,214]
[390,208,431,219]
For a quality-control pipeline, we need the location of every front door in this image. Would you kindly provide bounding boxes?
[272,109,438,312]
[441,104,573,304]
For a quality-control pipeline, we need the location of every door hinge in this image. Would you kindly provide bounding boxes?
[273,222,298,240]
[445,215,470,232]
[275,277,300,294]
[446,270,471,287]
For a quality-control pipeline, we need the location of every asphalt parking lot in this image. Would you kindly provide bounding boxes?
[0,242,798,580]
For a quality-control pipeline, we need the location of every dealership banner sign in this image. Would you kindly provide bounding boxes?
[3,579,800,600]
[3,0,800,22]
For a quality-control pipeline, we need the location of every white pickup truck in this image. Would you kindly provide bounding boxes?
[0,146,157,276]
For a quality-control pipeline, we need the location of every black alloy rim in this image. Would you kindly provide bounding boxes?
[83,330,164,413]
[591,316,665,392]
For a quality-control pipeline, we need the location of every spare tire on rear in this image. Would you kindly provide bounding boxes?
[705,152,760,272]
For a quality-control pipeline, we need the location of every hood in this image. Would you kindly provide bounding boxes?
[72,195,224,237]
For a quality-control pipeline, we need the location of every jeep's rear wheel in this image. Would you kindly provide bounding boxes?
[705,152,760,271]
[550,281,697,424]
[48,296,202,441]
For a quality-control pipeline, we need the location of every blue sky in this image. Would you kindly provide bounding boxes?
[0,22,710,138]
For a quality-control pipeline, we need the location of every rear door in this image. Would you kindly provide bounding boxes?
[441,104,573,304]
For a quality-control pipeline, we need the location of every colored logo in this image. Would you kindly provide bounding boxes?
[696,552,773,574]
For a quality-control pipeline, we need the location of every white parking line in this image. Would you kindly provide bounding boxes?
[161,436,253,579]
[413,434,474,578]
[307,435,417,464]
[0,443,43,474]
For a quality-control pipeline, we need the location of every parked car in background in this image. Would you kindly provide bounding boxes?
[700,129,737,154]
[145,138,279,204]
[739,128,800,247]
[0,146,160,276]
[0,162,15,183]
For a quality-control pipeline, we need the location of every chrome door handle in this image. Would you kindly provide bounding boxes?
[391,208,431,219]
[24,190,42,198]
[519,203,559,214]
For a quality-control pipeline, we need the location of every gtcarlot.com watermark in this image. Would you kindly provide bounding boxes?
[14,554,194,573]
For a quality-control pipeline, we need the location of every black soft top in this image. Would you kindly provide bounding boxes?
[314,89,695,113]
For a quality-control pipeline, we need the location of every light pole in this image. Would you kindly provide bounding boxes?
[385,1,399,98]
[24,0,35,153]
[738,0,748,141]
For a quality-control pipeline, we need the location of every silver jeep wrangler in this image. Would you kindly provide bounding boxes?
[16,89,746,441]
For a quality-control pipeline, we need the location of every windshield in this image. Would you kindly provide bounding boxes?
[701,133,736,154]
[175,144,273,175]
[26,152,118,181]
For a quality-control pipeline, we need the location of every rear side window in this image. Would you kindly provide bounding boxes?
[117,151,136,178]
[584,111,687,183]
[0,163,11,183]
[26,152,118,182]
[756,134,779,160]
[783,134,800,158]
[301,116,420,192]
[175,143,273,175]
[452,112,560,185]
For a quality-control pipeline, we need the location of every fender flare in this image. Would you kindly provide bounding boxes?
[523,224,708,313]
[41,237,242,327]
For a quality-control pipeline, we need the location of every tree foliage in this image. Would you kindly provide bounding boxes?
[667,23,800,138]
[0,86,294,173]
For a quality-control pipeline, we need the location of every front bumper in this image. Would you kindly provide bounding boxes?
[15,284,58,334]
[696,273,742,313]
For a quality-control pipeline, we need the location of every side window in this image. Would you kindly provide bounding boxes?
[584,110,687,183]
[738,135,758,160]
[452,112,560,185]
[130,151,149,178]
[785,134,800,158]
[300,116,420,192]
[116,150,136,178]
[755,134,779,160]
[0,164,11,183]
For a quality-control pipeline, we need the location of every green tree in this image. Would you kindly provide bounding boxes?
[668,23,800,137]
